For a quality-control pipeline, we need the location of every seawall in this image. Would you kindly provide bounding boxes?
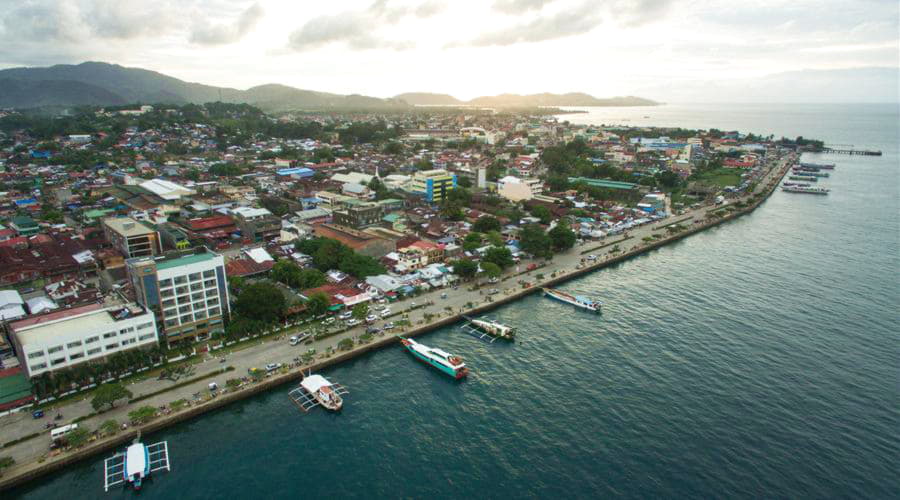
[0,161,791,491]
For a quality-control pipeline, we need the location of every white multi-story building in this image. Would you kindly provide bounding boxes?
[9,303,158,378]
[497,176,544,202]
[127,249,230,344]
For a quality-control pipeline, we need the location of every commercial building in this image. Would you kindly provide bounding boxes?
[103,217,162,258]
[497,176,544,202]
[127,249,229,344]
[232,207,281,242]
[8,302,158,378]
[410,169,457,203]
[313,223,395,259]
[332,202,383,229]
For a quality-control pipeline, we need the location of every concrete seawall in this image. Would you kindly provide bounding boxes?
[0,163,790,491]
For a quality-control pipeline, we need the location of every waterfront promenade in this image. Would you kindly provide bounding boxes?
[0,153,794,490]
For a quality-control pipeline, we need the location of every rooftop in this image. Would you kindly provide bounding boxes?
[155,251,219,270]
[104,217,156,237]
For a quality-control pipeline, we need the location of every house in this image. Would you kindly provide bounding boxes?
[497,176,544,202]
[232,207,281,242]
[332,202,383,229]
[103,217,162,258]
[9,216,39,236]
[0,290,25,321]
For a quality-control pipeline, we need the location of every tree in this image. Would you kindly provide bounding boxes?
[480,261,502,279]
[234,282,286,322]
[91,382,133,411]
[351,302,369,320]
[483,246,514,269]
[463,232,483,252]
[486,230,505,247]
[549,221,577,251]
[99,419,119,436]
[529,204,552,224]
[306,292,331,316]
[313,238,350,271]
[457,175,472,188]
[298,268,326,289]
[519,223,553,258]
[271,260,303,287]
[128,406,158,424]
[339,253,385,278]
[473,216,501,233]
[451,259,478,279]
[383,141,404,155]
[66,426,91,448]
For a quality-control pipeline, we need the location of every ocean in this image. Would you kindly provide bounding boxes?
[10,103,899,499]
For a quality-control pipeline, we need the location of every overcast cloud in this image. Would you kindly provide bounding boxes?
[0,0,895,102]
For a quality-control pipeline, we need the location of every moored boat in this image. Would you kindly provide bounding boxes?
[782,186,829,195]
[466,317,515,340]
[789,176,817,182]
[800,162,835,169]
[543,287,602,313]
[782,182,811,187]
[400,337,469,379]
[300,374,343,411]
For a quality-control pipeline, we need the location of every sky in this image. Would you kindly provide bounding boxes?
[0,0,897,102]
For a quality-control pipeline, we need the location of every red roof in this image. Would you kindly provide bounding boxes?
[188,215,235,232]
[9,303,103,330]
[225,258,273,277]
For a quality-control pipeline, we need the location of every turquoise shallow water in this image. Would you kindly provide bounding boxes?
[10,103,899,499]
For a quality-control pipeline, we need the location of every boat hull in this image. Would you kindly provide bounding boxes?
[543,288,601,313]
[403,343,468,379]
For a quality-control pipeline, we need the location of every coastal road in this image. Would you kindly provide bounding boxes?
[0,153,794,468]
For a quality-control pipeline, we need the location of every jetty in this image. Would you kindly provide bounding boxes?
[821,148,881,156]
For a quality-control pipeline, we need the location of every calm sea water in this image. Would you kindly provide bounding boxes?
[11,103,899,499]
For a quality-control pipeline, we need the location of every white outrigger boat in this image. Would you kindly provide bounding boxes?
[543,287,602,313]
[289,374,348,412]
[104,434,171,492]
[462,316,515,341]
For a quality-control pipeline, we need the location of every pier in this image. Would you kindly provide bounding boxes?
[821,148,881,156]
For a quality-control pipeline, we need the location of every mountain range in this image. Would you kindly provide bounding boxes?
[0,62,658,111]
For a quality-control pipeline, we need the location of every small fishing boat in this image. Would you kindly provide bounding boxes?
[400,337,469,379]
[300,374,344,411]
[543,287,602,313]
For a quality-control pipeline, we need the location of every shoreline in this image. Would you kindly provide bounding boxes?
[0,159,792,492]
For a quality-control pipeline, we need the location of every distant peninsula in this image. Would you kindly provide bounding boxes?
[394,92,659,107]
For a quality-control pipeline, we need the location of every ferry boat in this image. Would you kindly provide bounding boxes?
[782,186,829,195]
[791,170,830,177]
[782,182,811,187]
[300,374,343,411]
[399,337,469,379]
[800,162,835,169]
[543,288,602,313]
[465,317,515,340]
[789,176,817,182]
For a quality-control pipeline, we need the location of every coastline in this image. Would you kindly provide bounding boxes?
[0,159,792,492]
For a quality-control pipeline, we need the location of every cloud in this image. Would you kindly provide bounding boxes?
[287,0,419,52]
[492,0,555,14]
[414,0,446,18]
[190,2,263,45]
[467,3,602,47]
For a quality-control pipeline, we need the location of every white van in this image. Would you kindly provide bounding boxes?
[50,423,78,441]
[289,335,300,346]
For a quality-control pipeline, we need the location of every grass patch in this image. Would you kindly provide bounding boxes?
[2,431,41,448]
[694,168,742,188]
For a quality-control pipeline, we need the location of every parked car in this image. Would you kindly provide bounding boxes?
[587,254,598,261]
[346,318,361,327]
[380,308,391,317]
[289,335,301,346]
[487,288,500,295]
[365,314,378,323]
[265,363,282,372]
[323,317,336,325]
[382,322,395,330]
[338,311,352,320]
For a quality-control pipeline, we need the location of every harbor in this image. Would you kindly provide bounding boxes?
[0,153,796,492]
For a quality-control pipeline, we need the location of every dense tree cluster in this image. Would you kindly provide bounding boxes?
[271,261,326,290]
[295,237,386,278]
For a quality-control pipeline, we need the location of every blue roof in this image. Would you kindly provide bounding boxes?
[14,198,38,206]
[277,167,314,176]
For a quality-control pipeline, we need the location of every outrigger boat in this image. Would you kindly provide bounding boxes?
[289,373,348,412]
[543,287,602,313]
[400,337,469,379]
[462,316,515,341]
[104,433,171,492]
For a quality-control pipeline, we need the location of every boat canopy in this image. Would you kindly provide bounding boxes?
[301,374,332,393]
[125,443,147,477]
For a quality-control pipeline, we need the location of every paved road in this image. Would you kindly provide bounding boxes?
[0,153,793,467]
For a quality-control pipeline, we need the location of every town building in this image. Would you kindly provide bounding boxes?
[410,169,457,203]
[9,216,39,236]
[8,302,158,378]
[313,223,395,258]
[497,176,544,202]
[103,217,162,258]
[332,202,383,229]
[232,207,280,242]
[126,249,229,344]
